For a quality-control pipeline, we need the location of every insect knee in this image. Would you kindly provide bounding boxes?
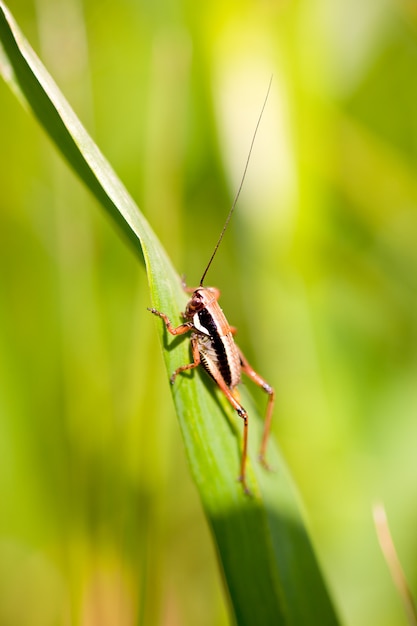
[237,407,248,424]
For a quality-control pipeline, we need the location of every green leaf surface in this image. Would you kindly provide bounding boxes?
[0,3,340,624]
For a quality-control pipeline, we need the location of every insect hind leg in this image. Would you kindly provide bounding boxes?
[212,376,251,495]
[237,347,275,470]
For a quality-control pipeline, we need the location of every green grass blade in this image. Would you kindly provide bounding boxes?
[0,3,340,624]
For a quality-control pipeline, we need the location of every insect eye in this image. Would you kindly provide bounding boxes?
[185,294,204,315]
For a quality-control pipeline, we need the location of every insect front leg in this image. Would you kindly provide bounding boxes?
[148,307,193,336]
[181,276,195,293]
[237,347,275,470]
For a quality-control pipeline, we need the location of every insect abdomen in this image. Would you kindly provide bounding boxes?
[195,308,241,389]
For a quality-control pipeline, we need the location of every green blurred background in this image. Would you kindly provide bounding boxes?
[1,0,417,624]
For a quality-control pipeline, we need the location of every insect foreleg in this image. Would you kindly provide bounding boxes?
[237,347,275,470]
[148,308,193,336]
[181,276,195,293]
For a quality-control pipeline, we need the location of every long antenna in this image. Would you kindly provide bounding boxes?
[199,75,273,287]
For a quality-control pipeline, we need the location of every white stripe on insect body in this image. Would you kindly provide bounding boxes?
[193,312,210,336]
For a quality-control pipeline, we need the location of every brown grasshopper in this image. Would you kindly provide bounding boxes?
[149,80,274,494]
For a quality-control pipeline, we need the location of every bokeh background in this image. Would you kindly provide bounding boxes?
[1,0,417,625]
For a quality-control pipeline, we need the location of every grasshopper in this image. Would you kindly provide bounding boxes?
[149,80,274,493]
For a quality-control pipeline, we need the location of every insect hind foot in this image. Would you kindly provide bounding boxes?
[258,454,274,473]
[237,474,253,497]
